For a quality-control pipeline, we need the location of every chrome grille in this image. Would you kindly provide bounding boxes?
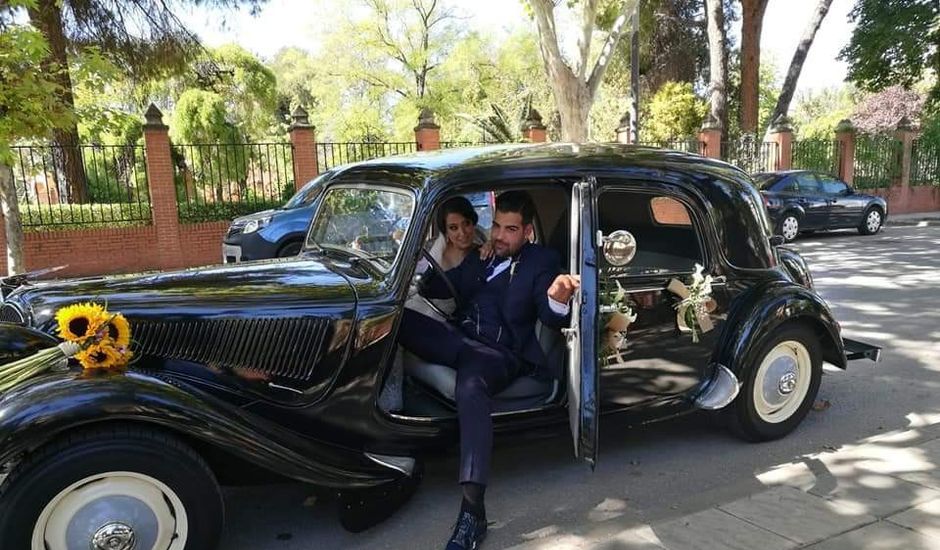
[133,317,332,381]
[0,303,24,324]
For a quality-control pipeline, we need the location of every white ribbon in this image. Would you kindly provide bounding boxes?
[667,278,716,341]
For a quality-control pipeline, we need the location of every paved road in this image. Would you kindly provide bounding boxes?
[220,225,940,550]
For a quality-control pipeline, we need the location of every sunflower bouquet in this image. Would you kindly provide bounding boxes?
[0,302,133,392]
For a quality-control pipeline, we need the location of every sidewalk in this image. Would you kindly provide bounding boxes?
[508,424,940,550]
[887,212,940,227]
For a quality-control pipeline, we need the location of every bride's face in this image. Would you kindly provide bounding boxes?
[444,212,476,251]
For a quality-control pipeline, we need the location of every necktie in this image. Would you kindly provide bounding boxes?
[484,257,507,280]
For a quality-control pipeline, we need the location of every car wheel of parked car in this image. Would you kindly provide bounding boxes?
[728,323,822,442]
[0,425,223,550]
[278,240,303,257]
[779,214,800,243]
[858,207,883,236]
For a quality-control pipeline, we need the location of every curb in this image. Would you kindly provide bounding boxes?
[886,217,940,227]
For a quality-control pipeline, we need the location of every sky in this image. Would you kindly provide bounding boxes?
[179,0,857,98]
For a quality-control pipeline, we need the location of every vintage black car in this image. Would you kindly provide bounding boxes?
[0,144,880,550]
[755,169,889,242]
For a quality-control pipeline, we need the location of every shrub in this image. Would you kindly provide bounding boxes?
[19,202,152,232]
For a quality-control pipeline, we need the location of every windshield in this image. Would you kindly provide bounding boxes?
[307,185,416,272]
[753,173,780,190]
[284,172,331,209]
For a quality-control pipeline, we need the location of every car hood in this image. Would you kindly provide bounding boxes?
[233,208,282,224]
[7,256,357,332]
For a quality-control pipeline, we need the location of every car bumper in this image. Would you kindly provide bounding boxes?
[223,232,281,263]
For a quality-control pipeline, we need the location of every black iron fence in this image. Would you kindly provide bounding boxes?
[9,145,151,231]
[911,140,940,186]
[792,139,840,175]
[172,142,295,223]
[316,142,418,172]
[636,139,705,155]
[854,136,901,189]
[721,140,778,174]
[440,141,494,149]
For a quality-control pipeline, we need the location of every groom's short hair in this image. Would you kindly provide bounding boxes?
[495,191,535,226]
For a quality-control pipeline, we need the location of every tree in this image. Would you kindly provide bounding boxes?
[791,86,857,138]
[23,0,265,202]
[527,0,640,141]
[0,6,71,275]
[840,0,940,102]
[851,86,925,134]
[643,81,707,141]
[705,0,729,131]
[767,0,833,133]
[739,0,769,135]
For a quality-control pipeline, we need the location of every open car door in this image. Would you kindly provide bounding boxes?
[565,177,599,467]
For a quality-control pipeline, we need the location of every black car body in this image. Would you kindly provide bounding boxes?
[0,145,881,550]
[756,170,889,242]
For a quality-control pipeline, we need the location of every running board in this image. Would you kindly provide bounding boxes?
[844,337,882,362]
[693,364,741,410]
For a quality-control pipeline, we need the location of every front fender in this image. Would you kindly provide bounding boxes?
[0,370,402,489]
[716,281,846,377]
[0,323,58,364]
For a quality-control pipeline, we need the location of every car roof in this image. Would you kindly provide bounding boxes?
[328,143,753,193]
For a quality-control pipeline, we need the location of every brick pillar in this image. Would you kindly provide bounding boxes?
[894,116,914,188]
[835,119,856,186]
[414,109,440,151]
[615,113,633,144]
[768,116,794,171]
[521,108,547,143]
[289,106,318,191]
[142,104,184,270]
[699,116,722,159]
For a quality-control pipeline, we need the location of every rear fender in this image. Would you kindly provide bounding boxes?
[716,281,846,377]
[0,370,403,489]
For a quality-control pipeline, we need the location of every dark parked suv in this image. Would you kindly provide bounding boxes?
[755,170,888,242]
[223,174,494,263]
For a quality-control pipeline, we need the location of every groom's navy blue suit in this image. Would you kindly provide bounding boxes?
[399,242,567,485]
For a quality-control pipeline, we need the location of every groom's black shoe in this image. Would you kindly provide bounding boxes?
[445,509,487,549]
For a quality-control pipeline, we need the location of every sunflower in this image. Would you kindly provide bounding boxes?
[75,342,122,370]
[56,303,106,342]
[100,313,131,348]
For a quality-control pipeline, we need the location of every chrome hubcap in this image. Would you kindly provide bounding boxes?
[753,340,812,423]
[92,522,137,550]
[867,211,881,232]
[782,217,798,240]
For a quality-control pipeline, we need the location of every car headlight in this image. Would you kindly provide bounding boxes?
[243,216,272,234]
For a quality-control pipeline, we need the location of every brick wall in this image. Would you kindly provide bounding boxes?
[868,186,940,215]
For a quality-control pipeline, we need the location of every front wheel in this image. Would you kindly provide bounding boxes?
[0,426,223,550]
[858,207,883,236]
[727,324,822,442]
[779,214,800,243]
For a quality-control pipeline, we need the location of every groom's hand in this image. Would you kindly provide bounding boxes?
[548,274,580,304]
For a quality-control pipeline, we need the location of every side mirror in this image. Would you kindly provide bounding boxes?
[601,230,637,266]
[769,235,785,247]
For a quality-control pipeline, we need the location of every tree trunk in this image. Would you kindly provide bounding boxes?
[27,0,87,203]
[706,0,729,132]
[0,163,25,276]
[740,0,769,135]
[768,0,834,132]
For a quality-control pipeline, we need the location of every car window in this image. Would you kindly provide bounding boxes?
[284,172,331,209]
[817,175,849,195]
[597,189,703,277]
[795,173,820,194]
[753,173,779,189]
[308,185,415,272]
[773,176,799,194]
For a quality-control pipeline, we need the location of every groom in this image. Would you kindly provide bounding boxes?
[399,190,579,549]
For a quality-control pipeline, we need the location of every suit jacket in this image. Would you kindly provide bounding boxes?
[422,242,568,379]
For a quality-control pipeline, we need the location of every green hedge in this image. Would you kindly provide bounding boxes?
[177,200,284,223]
[19,202,152,232]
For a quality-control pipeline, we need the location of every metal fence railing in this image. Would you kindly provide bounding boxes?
[316,142,418,172]
[9,145,151,231]
[791,139,840,175]
[439,141,494,149]
[853,136,901,189]
[636,139,705,155]
[911,139,940,186]
[172,142,295,223]
[721,140,778,174]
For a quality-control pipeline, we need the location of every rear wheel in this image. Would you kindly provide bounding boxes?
[0,425,223,550]
[858,207,883,235]
[728,324,822,441]
[779,214,800,243]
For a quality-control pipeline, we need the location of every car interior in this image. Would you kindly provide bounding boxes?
[381,181,572,419]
